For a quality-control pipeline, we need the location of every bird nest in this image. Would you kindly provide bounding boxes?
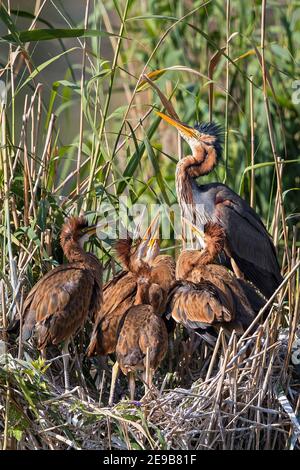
[1,309,299,450]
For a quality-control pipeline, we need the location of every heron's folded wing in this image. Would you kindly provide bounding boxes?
[168,281,234,329]
[23,267,93,346]
[100,271,137,320]
[216,186,281,276]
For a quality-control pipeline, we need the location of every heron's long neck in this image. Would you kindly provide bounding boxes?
[135,283,164,315]
[176,161,193,208]
[196,245,218,265]
[175,144,217,205]
[134,283,149,305]
[178,246,218,279]
[62,240,88,263]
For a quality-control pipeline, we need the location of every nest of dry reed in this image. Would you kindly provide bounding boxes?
[1,300,300,450]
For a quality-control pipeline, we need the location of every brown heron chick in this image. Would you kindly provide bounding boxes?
[114,278,169,402]
[87,214,175,360]
[22,216,102,391]
[168,221,256,345]
[87,214,175,404]
[157,111,282,299]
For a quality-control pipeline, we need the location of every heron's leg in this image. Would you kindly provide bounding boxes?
[186,332,195,367]
[71,338,87,396]
[230,257,245,279]
[128,372,136,401]
[142,348,153,397]
[148,368,154,388]
[93,356,110,389]
[108,361,119,406]
[62,340,70,392]
[141,367,154,401]
[145,347,150,384]
[97,355,110,373]
[40,348,55,383]
[180,335,193,382]
[168,333,175,372]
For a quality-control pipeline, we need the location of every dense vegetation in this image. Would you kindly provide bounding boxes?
[0,0,299,450]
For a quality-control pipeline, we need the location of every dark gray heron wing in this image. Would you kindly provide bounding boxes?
[214,184,282,298]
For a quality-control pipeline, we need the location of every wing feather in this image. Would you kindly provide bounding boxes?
[22,267,94,347]
[169,281,234,329]
[214,185,282,297]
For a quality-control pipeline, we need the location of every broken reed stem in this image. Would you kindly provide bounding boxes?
[249,76,255,208]
[23,95,38,223]
[1,105,18,297]
[86,0,130,203]
[1,275,9,451]
[30,113,56,213]
[284,275,300,370]
[32,85,42,181]
[205,328,223,381]
[236,259,300,348]
[7,0,15,146]
[223,0,230,185]
[76,0,89,201]
[260,0,290,271]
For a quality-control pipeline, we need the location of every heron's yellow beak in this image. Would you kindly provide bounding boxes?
[137,213,160,262]
[182,217,205,244]
[156,111,198,139]
[83,218,111,237]
[83,224,97,236]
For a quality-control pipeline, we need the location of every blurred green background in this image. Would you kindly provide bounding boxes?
[0,0,299,280]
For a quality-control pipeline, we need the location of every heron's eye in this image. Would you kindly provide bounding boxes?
[79,222,88,230]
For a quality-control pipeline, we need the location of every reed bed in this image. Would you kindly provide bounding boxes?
[1,302,299,450]
[0,0,299,450]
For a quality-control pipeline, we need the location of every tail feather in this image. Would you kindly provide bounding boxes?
[233,254,282,299]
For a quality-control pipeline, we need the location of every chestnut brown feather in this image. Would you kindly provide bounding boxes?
[114,237,133,270]
[116,304,168,376]
[22,216,102,352]
[113,256,173,401]
[169,223,256,343]
[87,237,138,357]
[88,230,175,402]
[87,235,176,358]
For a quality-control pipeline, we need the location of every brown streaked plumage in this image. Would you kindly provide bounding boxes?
[87,217,176,360]
[112,252,172,402]
[157,111,282,299]
[87,235,152,357]
[168,222,257,345]
[115,299,168,401]
[86,238,138,358]
[87,215,175,403]
[87,268,137,357]
[22,216,102,390]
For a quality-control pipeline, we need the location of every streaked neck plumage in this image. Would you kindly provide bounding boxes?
[62,240,98,267]
[62,239,86,263]
[175,142,218,208]
[176,223,225,279]
[176,142,218,243]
